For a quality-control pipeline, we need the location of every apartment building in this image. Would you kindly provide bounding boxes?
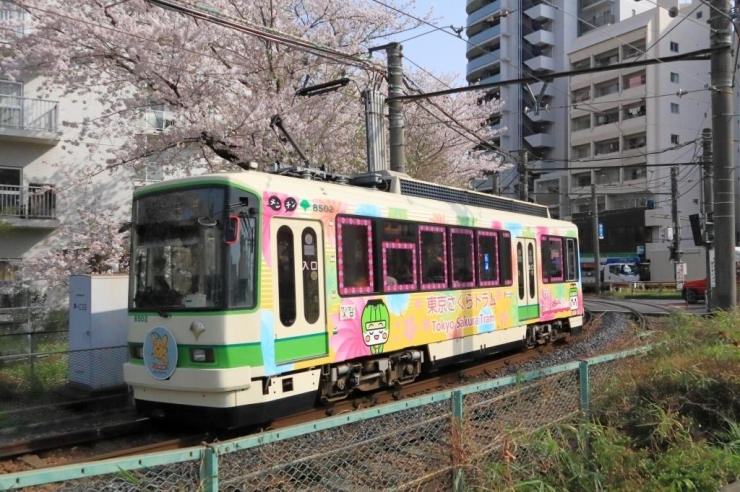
[0,2,173,306]
[465,0,651,217]
[566,0,711,281]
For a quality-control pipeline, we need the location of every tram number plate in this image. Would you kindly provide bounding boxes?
[134,315,149,323]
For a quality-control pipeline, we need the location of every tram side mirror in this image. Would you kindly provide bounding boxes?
[224,215,240,244]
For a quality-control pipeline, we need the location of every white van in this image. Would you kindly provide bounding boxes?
[582,262,640,289]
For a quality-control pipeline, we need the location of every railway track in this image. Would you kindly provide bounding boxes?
[0,300,672,468]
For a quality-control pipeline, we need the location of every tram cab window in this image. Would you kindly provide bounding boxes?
[542,235,567,283]
[566,239,578,281]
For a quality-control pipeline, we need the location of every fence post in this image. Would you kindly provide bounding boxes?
[579,360,590,417]
[200,445,219,492]
[451,389,465,492]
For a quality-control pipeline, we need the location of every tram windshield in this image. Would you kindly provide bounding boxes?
[129,186,258,312]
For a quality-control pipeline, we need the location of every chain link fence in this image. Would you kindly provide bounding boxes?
[0,346,652,491]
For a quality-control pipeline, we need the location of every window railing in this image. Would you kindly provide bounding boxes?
[0,95,59,132]
[0,184,57,219]
[138,108,175,132]
[623,105,646,120]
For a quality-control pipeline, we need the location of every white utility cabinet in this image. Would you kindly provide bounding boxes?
[68,274,129,391]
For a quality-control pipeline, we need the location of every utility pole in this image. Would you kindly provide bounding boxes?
[592,183,601,294]
[385,42,406,173]
[518,149,529,202]
[710,0,736,309]
[702,128,714,311]
[671,167,682,286]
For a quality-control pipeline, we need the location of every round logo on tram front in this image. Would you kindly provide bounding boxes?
[143,326,178,380]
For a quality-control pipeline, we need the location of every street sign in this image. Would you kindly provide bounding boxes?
[598,223,604,240]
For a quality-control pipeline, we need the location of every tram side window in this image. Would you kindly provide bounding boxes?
[337,217,375,296]
[382,220,418,292]
[566,238,578,281]
[302,228,320,324]
[500,232,513,285]
[451,228,475,288]
[277,226,296,326]
[477,231,500,286]
[544,237,564,283]
[419,226,447,290]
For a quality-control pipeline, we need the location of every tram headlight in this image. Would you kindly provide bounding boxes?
[190,348,215,363]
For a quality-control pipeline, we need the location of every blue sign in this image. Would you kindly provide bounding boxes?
[598,223,605,240]
[143,326,178,380]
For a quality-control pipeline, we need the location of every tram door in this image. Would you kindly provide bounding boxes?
[271,219,328,364]
[515,237,540,321]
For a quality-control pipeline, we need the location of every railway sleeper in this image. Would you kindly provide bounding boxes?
[320,349,424,402]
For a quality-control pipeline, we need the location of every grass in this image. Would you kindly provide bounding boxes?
[480,310,740,492]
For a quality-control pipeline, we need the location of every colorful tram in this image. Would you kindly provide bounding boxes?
[123,170,584,427]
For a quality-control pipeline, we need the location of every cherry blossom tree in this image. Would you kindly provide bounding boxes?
[3,0,504,287]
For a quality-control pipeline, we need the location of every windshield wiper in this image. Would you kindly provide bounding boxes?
[140,290,171,318]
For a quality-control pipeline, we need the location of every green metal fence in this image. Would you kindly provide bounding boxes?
[0,346,650,491]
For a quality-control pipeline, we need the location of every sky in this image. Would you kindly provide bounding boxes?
[387,1,468,86]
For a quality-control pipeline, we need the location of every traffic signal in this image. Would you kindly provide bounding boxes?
[689,214,703,246]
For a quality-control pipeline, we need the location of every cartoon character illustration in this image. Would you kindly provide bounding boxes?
[151,333,169,367]
[569,284,579,312]
[361,299,391,354]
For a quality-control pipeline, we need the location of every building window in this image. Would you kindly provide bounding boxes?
[573,87,590,102]
[624,72,646,89]
[572,115,591,131]
[0,80,23,128]
[670,41,679,52]
[671,134,680,145]
[697,11,703,19]
[623,103,646,120]
[670,72,679,83]
[625,134,647,150]
[595,110,619,127]
[671,103,680,114]
[572,144,591,159]
[624,164,647,181]
[595,79,620,97]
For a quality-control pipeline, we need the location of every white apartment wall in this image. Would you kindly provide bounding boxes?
[0,75,135,303]
[567,0,711,281]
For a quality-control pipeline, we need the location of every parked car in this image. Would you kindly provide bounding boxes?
[681,278,707,304]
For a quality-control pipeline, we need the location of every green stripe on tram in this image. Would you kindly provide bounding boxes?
[276,333,328,363]
[518,304,540,321]
[128,333,328,369]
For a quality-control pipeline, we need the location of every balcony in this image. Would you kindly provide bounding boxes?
[525,109,554,123]
[524,29,555,47]
[467,25,501,58]
[0,184,60,229]
[524,132,555,148]
[523,55,555,72]
[525,3,555,22]
[581,0,614,11]
[0,96,61,144]
[580,13,615,35]
[467,0,501,27]
[466,49,502,80]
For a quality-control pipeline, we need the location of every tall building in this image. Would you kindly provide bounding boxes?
[465,0,652,218]
[566,0,711,281]
[465,0,712,282]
